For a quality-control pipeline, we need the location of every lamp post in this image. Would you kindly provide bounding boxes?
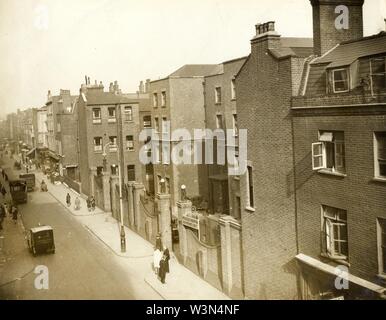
[181,184,186,201]
[103,141,126,253]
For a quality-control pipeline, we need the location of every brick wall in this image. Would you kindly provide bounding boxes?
[293,110,386,284]
[236,37,301,299]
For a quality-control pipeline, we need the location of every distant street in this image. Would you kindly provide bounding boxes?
[0,155,161,300]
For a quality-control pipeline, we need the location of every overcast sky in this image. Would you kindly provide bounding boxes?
[0,0,385,116]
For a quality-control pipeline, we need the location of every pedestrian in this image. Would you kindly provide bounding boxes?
[66,193,71,207]
[158,254,168,284]
[153,247,162,276]
[12,205,18,224]
[90,196,96,211]
[0,204,5,231]
[155,233,163,251]
[163,247,170,273]
[74,197,81,210]
[86,196,92,212]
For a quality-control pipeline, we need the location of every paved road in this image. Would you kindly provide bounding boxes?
[0,156,161,300]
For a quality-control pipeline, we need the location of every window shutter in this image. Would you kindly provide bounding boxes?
[312,142,325,170]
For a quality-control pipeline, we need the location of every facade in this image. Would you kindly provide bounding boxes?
[77,79,148,199]
[236,21,313,299]
[204,57,247,219]
[36,106,48,149]
[292,0,386,300]
[149,64,222,216]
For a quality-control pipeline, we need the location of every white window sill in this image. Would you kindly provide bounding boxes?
[318,169,347,177]
[92,120,102,124]
[245,206,255,213]
[233,176,240,181]
[373,177,386,183]
[320,253,350,267]
[108,119,117,123]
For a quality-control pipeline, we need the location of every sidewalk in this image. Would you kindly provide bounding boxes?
[32,168,229,300]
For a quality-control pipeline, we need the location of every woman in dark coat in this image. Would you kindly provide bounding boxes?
[163,247,170,273]
[158,255,168,284]
[66,193,71,207]
[12,205,18,224]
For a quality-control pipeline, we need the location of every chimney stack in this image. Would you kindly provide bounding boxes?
[251,21,280,49]
[310,0,364,56]
[145,79,151,93]
[139,81,144,94]
[109,82,114,93]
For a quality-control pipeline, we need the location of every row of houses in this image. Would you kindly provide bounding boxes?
[1,0,386,300]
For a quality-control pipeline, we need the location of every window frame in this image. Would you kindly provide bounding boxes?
[109,136,118,152]
[231,78,236,100]
[161,91,167,107]
[108,107,116,123]
[93,137,103,152]
[127,165,135,182]
[215,87,222,104]
[377,218,386,276]
[246,165,254,209]
[312,131,346,174]
[92,108,102,124]
[332,68,350,93]
[153,92,158,108]
[374,132,386,179]
[216,114,223,130]
[321,205,349,261]
[124,106,133,122]
[126,135,134,151]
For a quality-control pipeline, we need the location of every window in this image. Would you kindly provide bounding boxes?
[232,114,238,137]
[161,91,166,107]
[216,114,223,130]
[165,177,170,194]
[97,166,104,176]
[377,218,386,275]
[126,135,134,151]
[322,205,348,260]
[124,106,133,121]
[162,117,169,134]
[92,108,101,124]
[215,87,222,104]
[312,131,345,174]
[109,136,117,152]
[231,79,236,100]
[143,115,152,128]
[370,57,386,90]
[154,117,160,133]
[374,132,386,179]
[108,107,116,122]
[93,137,103,152]
[127,165,135,181]
[332,69,349,93]
[111,165,118,176]
[153,93,158,108]
[247,166,254,208]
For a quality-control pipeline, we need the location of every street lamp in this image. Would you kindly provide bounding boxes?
[103,141,126,253]
[181,184,187,201]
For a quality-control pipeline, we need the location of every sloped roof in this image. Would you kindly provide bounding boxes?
[169,64,223,77]
[269,37,314,59]
[85,92,135,105]
[312,32,386,68]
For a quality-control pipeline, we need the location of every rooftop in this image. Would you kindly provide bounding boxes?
[169,64,223,78]
[85,91,139,105]
[312,32,386,68]
[269,37,314,59]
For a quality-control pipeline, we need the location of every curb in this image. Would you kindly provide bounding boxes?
[83,225,153,259]
[144,275,167,300]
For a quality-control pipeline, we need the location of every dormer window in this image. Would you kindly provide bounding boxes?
[332,68,349,93]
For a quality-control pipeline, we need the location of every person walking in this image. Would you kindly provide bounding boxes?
[163,247,170,274]
[158,254,168,284]
[74,197,81,210]
[66,193,71,207]
[153,247,162,276]
[12,205,18,225]
[90,196,96,211]
[86,196,92,212]
[0,203,5,231]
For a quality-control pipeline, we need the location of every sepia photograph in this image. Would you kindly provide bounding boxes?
[0,0,386,306]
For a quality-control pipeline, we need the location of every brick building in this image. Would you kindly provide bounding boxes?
[148,64,222,215]
[204,57,247,219]
[77,78,149,200]
[292,0,386,300]
[235,21,313,299]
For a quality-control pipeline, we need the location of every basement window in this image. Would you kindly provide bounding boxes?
[312,131,345,174]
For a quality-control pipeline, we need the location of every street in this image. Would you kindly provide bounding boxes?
[0,156,161,300]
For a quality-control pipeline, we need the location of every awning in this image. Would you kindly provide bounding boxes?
[296,254,385,296]
[48,150,61,161]
[26,148,36,157]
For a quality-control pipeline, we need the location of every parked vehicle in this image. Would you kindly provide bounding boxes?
[3,168,27,204]
[27,225,55,256]
[19,173,36,192]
